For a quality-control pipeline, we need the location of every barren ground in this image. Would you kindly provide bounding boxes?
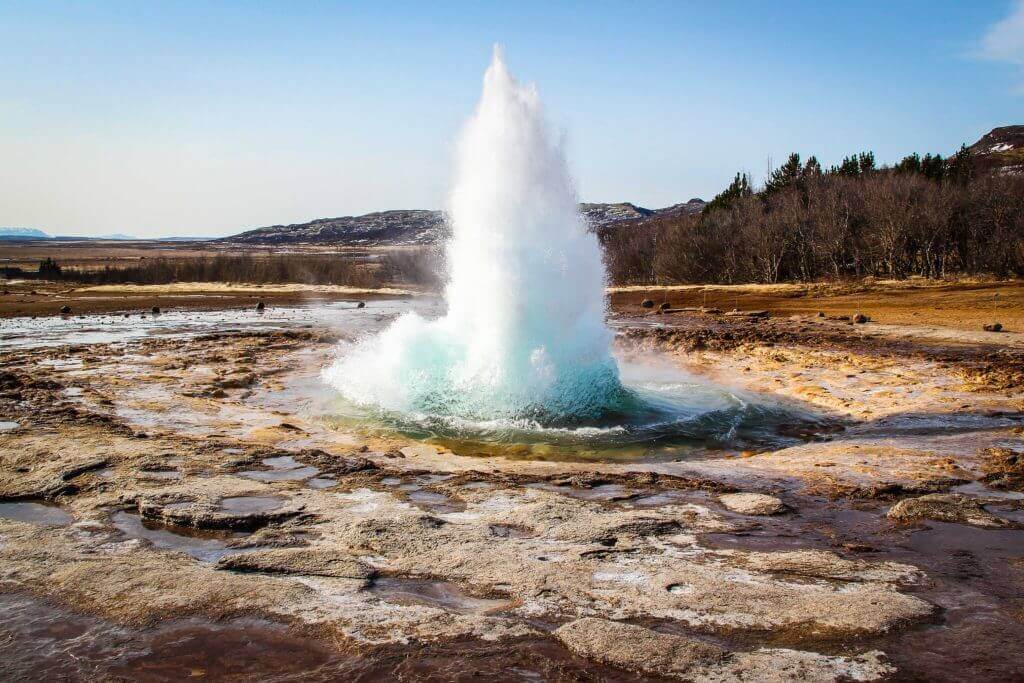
[1,277,1022,681]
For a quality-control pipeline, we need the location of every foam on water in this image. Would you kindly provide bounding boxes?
[324,47,624,423]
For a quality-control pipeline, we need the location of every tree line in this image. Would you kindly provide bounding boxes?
[15,251,444,288]
[602,148,1024,284]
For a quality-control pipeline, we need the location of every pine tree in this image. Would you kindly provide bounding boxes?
[803,156,822,177]
[945,144,974,185]
[763,153,802,197]
[857,151,876,174]
[920,153,945,181]
[702,172,752,217]
[895,153,922,175]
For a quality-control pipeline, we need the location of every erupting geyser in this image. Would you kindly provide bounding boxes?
[324,47,626,424]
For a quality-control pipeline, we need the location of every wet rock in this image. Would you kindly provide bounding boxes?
[554,618,896,681]
[641,299,655,308]
[733,549,922,584]
[981,447,1024,491]
[217,548,376,580]
[213,372,257,389]
[555,618,725,677]
[887,493,1017,529]
[138,495,301,531]
[718,492,785,516]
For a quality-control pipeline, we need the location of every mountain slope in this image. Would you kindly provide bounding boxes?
[220,200,705,247]
[0,227,50,240]
[967,125,1024,175]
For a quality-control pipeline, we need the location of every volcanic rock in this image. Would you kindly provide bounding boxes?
[719,492,785,515]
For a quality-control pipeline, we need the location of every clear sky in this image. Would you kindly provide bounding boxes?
[1,1,1022,237]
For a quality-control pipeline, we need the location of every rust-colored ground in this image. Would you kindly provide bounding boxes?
[610,279,1024,333]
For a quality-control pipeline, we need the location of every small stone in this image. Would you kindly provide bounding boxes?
[59,305,71,314]
[640,299,654,308]
[151,306,161,314]
[356,301,366,308]
[718,492,785,515]
[255,301,266,312]
[983,322,1002,332]
[853,313,870,324]
[659,302,671,310]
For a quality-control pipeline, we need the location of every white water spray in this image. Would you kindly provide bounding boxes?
[324,47,625,424]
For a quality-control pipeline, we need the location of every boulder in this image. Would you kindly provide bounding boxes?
[718,492,785,515]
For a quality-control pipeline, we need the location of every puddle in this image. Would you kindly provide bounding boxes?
[306,477,338,489]
[0,592,643,681]
[367,577,511,614]
[112,511,244,563]
[0,299,429,351]
[951,481,1024,501]
[0,501,74,526]
[986,504,1024,524]
[262,455,304,469]
[240,466,319,482]
[625,490,693,508]
[407,490,464,514]
[239,455,320,482]
[219,496,283,514]
[525,482,639,502]
[0,420,20,431]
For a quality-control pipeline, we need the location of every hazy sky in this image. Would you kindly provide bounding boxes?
[1,1,1022,237]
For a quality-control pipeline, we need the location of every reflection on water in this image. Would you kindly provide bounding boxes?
[367,577,511,614]
[0,501,74,526]
[112,511,245,563]
[0,298,436,351]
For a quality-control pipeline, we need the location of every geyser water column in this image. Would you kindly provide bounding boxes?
[323,47,627,424]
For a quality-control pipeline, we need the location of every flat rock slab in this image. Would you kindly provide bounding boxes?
[719,492,785,515]
[217,548,376,580]
[554,617,895,681]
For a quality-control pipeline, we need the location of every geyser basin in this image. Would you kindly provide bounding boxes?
[320,352,830,463]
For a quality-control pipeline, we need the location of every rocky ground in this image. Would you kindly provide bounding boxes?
[1,291,1023,681]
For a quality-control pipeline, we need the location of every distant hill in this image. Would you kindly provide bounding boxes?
[220,200,706,247]
[967,125,1024,175]
[0,227,50,240]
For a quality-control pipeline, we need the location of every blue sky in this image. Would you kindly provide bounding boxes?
[1,1,1021,237]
